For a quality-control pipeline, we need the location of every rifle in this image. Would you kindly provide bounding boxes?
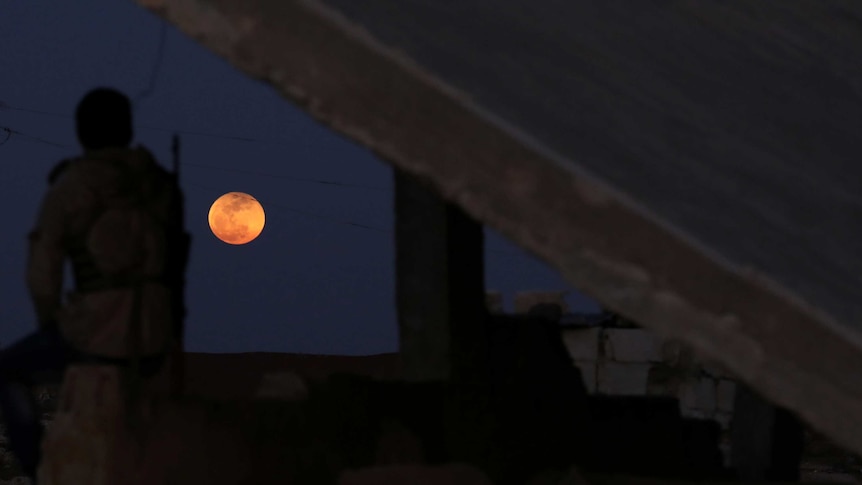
[124,135,189,421]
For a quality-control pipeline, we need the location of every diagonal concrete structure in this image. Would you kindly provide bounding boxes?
[135,0,862,454]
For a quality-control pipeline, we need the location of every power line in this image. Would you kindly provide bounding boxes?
[184,162,388,192]
[1,102,299,146]
[185,181,520,256]
[270,203,390,233]
[1,105,518,254]
[0,126,69,148]
[1,103,390,190]
[138,123,289,145]
[0,117,385,193]
[186,181,390,234]
[0,105,71,120]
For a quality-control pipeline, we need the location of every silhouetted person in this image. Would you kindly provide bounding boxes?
[0,88,187,480]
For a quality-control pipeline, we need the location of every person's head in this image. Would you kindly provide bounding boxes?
[75,88,133,151]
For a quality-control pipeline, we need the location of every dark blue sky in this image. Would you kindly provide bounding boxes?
[0,0,599,355]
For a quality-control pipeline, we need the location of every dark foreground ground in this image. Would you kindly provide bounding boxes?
[802,432,862,484]
[0,353,858,484]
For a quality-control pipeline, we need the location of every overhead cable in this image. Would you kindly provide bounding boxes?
[184,162,387,192]
[186,181,389,234]
[0,126,69,148]
[2,102,298,146]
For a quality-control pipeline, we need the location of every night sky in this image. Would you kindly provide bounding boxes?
[0,1,599,355]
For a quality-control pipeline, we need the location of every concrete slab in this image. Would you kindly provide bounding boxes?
[603,329,664,363]
[597,362,651,396]
[680,378,718,415]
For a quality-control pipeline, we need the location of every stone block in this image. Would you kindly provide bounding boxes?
[513,291,568,314]
[660,340,683,363]
[680,377,717,414]
[596,362,651,395]
[659,340,700,369]
[716,379,736,412]
[603,329,663,363]
[562,328,601,361]
[574,361,597,394]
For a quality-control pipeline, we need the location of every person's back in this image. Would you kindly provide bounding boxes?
[35,146,180,358]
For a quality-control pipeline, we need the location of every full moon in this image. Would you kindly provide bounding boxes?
[208,192,266,245]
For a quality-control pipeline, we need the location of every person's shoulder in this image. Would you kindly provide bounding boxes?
[46,158,76,185]
[39,156,90,214]
[46,154,103,188]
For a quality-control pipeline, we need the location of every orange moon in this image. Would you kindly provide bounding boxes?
[208,192,266,245]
